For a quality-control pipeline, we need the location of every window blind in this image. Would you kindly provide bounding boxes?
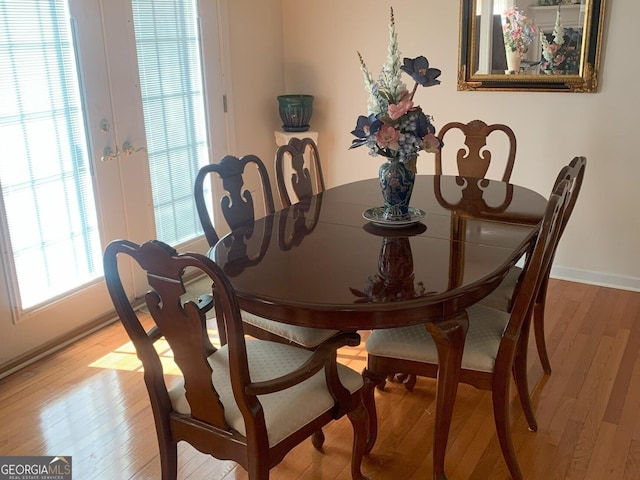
[0,0,101,309]
[131,0,210,246]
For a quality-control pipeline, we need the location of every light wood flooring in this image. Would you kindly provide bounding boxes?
[1,279,640,479]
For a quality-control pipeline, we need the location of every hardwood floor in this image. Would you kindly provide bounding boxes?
[1,279,639,479]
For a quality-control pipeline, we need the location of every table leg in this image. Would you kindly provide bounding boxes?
[425,312,469,480]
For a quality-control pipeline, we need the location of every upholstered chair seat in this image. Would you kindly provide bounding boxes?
[169,339,362,446]
[366,304,509,374]
[240,312,339,349]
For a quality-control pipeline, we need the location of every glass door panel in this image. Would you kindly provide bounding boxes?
[0,0,102,310]
[0,0,226,372]
[132,0,212,247]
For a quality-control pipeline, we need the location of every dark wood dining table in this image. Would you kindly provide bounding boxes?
[210,174,547,480]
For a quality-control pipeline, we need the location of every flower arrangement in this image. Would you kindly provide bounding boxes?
[502,6,537,58]
[540,8,580,74]
[349,7,441,174]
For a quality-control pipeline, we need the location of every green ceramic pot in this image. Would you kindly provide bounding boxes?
[277,94,313,132]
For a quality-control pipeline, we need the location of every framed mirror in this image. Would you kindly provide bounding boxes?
[458,0,606,92]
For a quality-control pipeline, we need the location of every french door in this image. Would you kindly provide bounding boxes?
[0,0,227,370]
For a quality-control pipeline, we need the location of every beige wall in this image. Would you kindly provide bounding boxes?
[223,0,285,220]
[224,0,638,289]
[271,0,639,290]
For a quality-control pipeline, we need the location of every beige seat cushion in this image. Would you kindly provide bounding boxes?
[366,304,510,373]
[241,311,339,348]
[478,266,522,312]
[169,339,363,447]
[184,282,338,348]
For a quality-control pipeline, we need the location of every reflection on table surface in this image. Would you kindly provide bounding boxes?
[211,175,547,330]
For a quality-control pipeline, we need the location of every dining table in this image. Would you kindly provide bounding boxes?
[210,174,548,480]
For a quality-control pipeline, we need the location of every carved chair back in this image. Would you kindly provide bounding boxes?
[275,137,325,207]
[435,119,516,182]
[194,154,275,247]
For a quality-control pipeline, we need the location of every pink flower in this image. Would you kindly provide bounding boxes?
[376,125,400,151]
[387,98,414,120]
[422,133,440,153]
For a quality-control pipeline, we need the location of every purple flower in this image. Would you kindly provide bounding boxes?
[350,114,383,149]
[400,56,441,87]
[414,110,435,138]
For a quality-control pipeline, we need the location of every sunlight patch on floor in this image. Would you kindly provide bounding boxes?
[88,323,221,374]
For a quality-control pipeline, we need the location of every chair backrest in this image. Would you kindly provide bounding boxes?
[195,154,276,247]
[503,157,586,311]
[557,156,586,238]
[496,178,571,367]
[275,137,325,207]
[103,239,247,459]
[535,156,586,298]
[435,119,516,182]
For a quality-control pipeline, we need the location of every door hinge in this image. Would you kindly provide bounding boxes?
[223,95,228,113]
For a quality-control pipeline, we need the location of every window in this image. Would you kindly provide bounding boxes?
[0,0,101,309]
[132,0,210,246]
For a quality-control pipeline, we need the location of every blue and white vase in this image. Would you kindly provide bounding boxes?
[379,158,415,221]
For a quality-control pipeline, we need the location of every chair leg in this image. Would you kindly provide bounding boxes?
[311,429,325,451]
[246,453,270,480]
[347,400,370,480]
[492,378,523,480]
[512,344,538,432]
[387,373,416,391]
[361,368,386,454]
[247,466,270,480]
[533,300,552,374]
[158,438,178,480]
[403,373,417,391]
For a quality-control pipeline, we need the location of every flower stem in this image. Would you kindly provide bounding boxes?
[409,82,418,101]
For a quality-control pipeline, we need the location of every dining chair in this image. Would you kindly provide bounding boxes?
[480,156,587,374]
[435,119,516,182]
[194,154,338,349]
[103,239,369,480]
[362,178,571,480]
[194,154,276,248]
[275,137,326,207]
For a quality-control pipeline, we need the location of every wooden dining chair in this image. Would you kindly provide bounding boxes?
[194,154,276,248]
[103,239,369,480]
[275,137,326,207]
[194,154,338,349]
[480,156,587,374]
[435,119,516,182]
[362,178,571,480]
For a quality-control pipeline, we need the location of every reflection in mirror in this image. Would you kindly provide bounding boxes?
[458,0,606,92]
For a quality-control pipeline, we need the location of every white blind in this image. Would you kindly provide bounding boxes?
[131,0,210,246]
[0,0,101,309]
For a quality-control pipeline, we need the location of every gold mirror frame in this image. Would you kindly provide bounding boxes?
[458,0,606,92]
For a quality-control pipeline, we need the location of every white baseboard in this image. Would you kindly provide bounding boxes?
[551,265,640,292]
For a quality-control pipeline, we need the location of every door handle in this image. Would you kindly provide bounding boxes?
[100,146,119,162]
[121,141,147,156]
